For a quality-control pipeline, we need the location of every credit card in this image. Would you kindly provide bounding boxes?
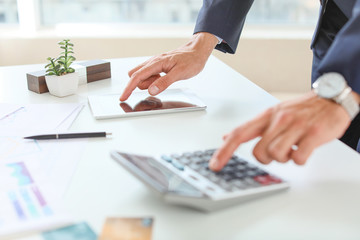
[42,222,97,240]
[99,217,153,240]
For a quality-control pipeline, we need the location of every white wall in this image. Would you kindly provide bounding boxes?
[0,37,312,94]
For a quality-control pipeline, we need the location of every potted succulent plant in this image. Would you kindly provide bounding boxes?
[45,39,79,97]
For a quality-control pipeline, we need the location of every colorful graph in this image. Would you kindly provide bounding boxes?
[5,162,53,221]
[7,162,34,186]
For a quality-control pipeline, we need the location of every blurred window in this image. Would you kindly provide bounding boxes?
[0,0,18,24]
[39,0,319,26]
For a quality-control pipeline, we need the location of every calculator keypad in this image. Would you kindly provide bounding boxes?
[161,149,282,192]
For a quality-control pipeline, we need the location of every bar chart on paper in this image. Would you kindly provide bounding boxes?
[0,103,86,238]
[0,162,69,238]
[0,162,53,223]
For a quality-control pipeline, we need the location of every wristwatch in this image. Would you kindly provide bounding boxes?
[312,72,360,120]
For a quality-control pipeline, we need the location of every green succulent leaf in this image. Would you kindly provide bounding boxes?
[67,68,75,73]
[47,39,76,75]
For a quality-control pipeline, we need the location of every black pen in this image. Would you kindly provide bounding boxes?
[24,132,112,140]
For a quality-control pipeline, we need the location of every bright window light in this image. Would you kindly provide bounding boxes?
[38,0,319,26]
[0,0,18,24]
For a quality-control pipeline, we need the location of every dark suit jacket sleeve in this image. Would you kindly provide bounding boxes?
[315,1,360,93]
[194,0,254,54]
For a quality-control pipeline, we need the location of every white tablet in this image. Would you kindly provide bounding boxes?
[88,89,207,119]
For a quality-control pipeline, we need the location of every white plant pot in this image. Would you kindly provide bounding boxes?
[45,72,79,97]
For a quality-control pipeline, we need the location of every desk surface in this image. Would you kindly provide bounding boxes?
[1,56,360,240]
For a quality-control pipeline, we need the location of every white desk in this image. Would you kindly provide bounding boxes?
[1,56,360,240]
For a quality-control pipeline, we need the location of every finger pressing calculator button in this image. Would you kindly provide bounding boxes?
[171,160,185,171]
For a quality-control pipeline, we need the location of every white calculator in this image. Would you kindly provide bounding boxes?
[111,149,289,211]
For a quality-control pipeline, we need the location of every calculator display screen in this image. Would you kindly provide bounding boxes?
[117,152,203,197]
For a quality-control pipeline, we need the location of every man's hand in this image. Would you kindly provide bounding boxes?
[120,32,218,101]
[209,92,353,171]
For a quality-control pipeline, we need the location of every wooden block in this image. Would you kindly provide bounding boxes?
[87,70,112,83]
[26,60,111,94]
[80,60,111,83]
[80,59,111,77]
[26,70,48,94]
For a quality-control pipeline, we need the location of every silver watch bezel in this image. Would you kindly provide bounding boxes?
[313,73,360,120]
[312,72,347,99]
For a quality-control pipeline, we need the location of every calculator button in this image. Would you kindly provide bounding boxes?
[253,175,271,185]
[208,174,218,182]
[198,168,209,176]
[193,151,203,156]
[161,155,172,162]
[222,174,233,182]
[236,165,247,171]
[189,156,202,163]
[182,152,192,158]
[234,172,246,179]
[171,160,185,171]
[246,170,258,178]
[218,180,231,191]
[255,170,268,176]
[170,154,181,159]
[205,149,216,155]
[253,174,282,185]
[189,175,198,181]
[243,177,261,187]
[178,157,190,165]
[232,180,247,189]
[166,150,282,192]
[222,166,233,173]
[188,162,201,170]
[268,175,282,183]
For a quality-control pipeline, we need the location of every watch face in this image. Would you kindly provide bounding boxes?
[314,73,346,99]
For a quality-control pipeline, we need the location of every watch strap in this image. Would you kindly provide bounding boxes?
[337,87,360,120]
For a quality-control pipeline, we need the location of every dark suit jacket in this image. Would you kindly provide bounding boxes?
[194,0,360,93]
[194,0,360,151]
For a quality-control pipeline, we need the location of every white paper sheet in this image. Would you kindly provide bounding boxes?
[0,104,23,120]
[0,103,86,239]
[0,103,84,136]
[0,163,71,239]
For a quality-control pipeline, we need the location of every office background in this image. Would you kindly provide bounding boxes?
[0,0,318,98]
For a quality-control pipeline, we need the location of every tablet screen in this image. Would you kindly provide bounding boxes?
[88,89,206,119]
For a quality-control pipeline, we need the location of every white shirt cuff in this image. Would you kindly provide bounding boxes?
[213,34,223,44]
